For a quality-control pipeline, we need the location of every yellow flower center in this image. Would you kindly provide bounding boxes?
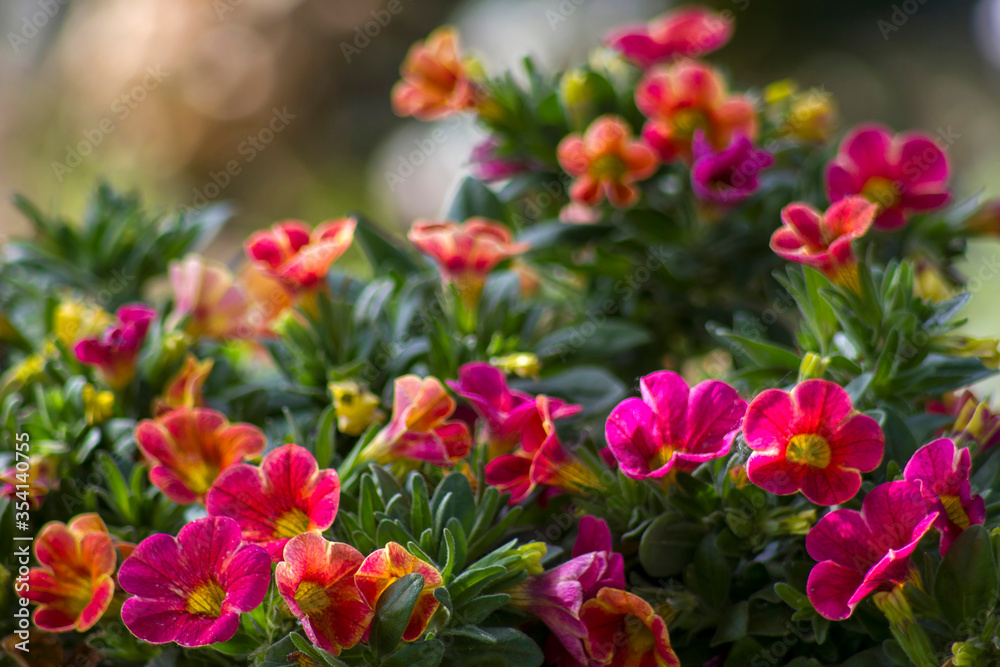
[294,580,330,615]
[274,507,311,539]
[861,176,899,210]
[186,581,226,617]
[623,614,656,655]
[589,154,626,180]
[785,433,832,469]
[939,494,970,529]
[648,447,674,471]
[183,462,220,497]
[670,108,708,141]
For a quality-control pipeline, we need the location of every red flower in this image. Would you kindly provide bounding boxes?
[580,588,680,666]
[606,7,733,68]
[391,27,479,120]
[245,219,356,291]
[354,542,443,642]
[557,115,658,208]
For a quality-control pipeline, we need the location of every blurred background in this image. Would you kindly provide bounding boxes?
[0,0,998,300]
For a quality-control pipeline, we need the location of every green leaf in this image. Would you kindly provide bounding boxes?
[445,177,506,223]
[708,324,802,370]
[453,593,510,626]
[774,583,812,611]
[639,516,703,578]
[711,601,748,646]
[353,213,418,274]
[370,573,426,659]
[934,525,998,628]
[687,533,730,607]
[431,473,477,533]
[314,405,337,469]
[439,628,542,667]
[380,639,445,667]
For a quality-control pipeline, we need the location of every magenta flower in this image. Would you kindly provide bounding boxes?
[469,138,536,183]
[903,438,985,556]
[605,6,734,68]
[605,371,746,481]
[206,444,341,562]
[825,123,950,230]
[806,481,938,620]
[690,131,772,205]
[119,516,271,647]
[74,304,156,390]
[744,379,884,506]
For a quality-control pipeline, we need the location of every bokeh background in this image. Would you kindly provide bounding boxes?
[0,0,998,342]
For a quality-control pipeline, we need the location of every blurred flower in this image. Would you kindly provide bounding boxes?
[770,197,878,292]
[74,304,156,391]
[636,60,756,164]
[53,299,111,348]
[391,26,479,121]
[605,7,733,68]
[153,355,213,418]
[744,379,884,506]
[825,124,950,230]
[962,198,1000,236]
[354,542,443,641]
[235,262,296,338]
[784,88,837,142]
[16,514,116,632]
[490,352,542,379]
[805,481,937,620]
[932,336,1000,370]
[329,380,385,436]
[82,384,115,425]
[470,138,535,183]
[276,533,373,655]
[119,516,270,647]
[408,218,528,310]
[558,202,603,225]
[245,219,357,292]
[932,390,1000,453]
[580,588,680,666]
[556,115,658,208]
[167,256,250,339]
[903,438,984,556]
[690,131,772,205]
[1,456,59,510]
[912,257,954,303]
[135,407,266,504]
[605,371,746,481]
[207,444,340,562]
[359,375,471,466]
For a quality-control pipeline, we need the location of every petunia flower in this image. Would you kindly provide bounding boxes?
[770,197,878,291]
[903,438,985,556]
[16,514,116,632]
[805,480,938,620]
[167,255,251,339]
[275,532,373,655]
[53,298,111,348]
[119,516,271,647]
[605,6,733,68]
[1,456,59,510]
[153,354,213,417]
[245,219,357,292]
[556,115,659,208]
[408,218,528,310]
[447,362,580,457]
[580,588,680,666]
[74,304,156,390]
[825,123,950,230]
[743,379,884,506]
[207,444,341,561]
[605,370,746,481]
[930,390,1000,453]
[135,407,267,504]
[359,375,471,467]
[354,542,443,642]
[470,137,536,183]
[690,131,773,205]
[636,60,756,164]
[391,26,480,120]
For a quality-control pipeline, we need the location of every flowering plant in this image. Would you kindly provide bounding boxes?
[3,6,1000,667]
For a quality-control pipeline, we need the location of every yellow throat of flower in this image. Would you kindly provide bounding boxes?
[861,177,899,210]
[294,580,330,615]
[187,580,226,617]
[273,507,311,539]
[786,433,832,469]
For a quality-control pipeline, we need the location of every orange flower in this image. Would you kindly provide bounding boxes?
[17,514,116,633]
[168,255,251,339]
[580,588,679,666]
[391,27,479,120]
[557,115,658,208]
[636,60,756,164]
[245,219,356,292]
[153,355,213,417]
[354,542,443,641]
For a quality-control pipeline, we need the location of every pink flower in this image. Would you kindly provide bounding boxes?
[744,379,884,506]
[119,516,271,647]
[805,481,938,620]
[903,438,985,556]
[207,444,341,562]
[74,304,156,390]
[245,219,356,291]
[167,255,250,339]
[605,371,746,481]
[605,7,734,68]
[391,27,479,121]
[690,131,773,205]
[1,456,58,510]
[825,123,950,230]
[470,138,536,182]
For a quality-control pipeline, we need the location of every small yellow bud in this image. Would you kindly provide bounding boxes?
[54,299,111,347]
[764,79,797,106]
[82,383,115,425]
[490,352,541,379]
[329,380,385,436]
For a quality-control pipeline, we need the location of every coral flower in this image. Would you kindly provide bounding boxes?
[359,375,472,467]
[605,371,746,481]
[825,124,950,230]
[447,362,581,456]
[636,60,756,164]
[556,115,658,208]
[74,304,156,390]
[16,514,116,632]
[275,533,373,655]
[690,131,773,205]
[408,218,528,310]
[605,6,733,68]
[245,219,357,291]
[580,588,680,667]
[153,354,213,417]
[207,444,341,561]
[119,516,271,647]
[806,481,937,620]
[744,379,884,506]
[1,456,59,509]
[354,542,443,642]
[135,407,267,504]
[770,197,878,291]
[167,255,250,339]
[391,26,479,120]
[903,438,985,556]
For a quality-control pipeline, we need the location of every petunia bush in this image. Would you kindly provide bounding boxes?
[3,6,1000,667]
